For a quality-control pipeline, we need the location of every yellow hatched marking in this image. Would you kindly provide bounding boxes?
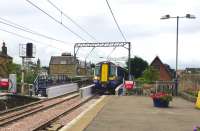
[101,64,108,82]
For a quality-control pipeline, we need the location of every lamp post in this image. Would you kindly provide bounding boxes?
[161,14,196,95]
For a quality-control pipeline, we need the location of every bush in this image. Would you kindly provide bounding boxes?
[185,90,198,97]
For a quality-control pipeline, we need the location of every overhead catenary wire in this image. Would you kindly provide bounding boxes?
[46,0,98,42]
[105,0,127,42]
[26,0,88,42]
[85,47,95,59]
[105,0,128,59]
[46,0,99,60]
[0,28,64,51]
[0,17,70,44]
[107,47,116,59]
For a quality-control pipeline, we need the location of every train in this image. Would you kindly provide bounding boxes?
[93,61,128,94]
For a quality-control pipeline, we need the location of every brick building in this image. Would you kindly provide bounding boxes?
[49,53,76,76]
[0,42,12,78]
[49,53,91,77]
[150,56,175,81]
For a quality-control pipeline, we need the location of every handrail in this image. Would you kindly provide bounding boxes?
[115,84,124,96]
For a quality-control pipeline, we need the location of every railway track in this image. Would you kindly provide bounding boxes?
[32,95,94,131]
[0,92,79,127]
[0,91,78,116]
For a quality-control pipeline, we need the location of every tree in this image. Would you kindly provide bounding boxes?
[7,62,22,83]
[7,62,39,84]
[126,56,148,78]
[25,71,37,84]
[142,66,159,83]
[7,62,21,74]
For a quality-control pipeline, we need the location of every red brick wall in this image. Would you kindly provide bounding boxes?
[151,59,172,81]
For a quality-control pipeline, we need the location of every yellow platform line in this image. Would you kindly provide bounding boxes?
[60,95,110,131]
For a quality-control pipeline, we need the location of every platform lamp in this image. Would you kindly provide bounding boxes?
[160,14,196,95]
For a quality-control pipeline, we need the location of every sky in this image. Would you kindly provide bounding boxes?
[0,0,200,69]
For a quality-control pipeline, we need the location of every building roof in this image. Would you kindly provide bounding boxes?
[150,56,175,80]
[185,68,200,74]
[0,52,12,59]
[49,56,75,65]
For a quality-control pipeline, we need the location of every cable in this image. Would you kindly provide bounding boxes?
[46,0,98,42]
[46,0,99,60]
[26,0,88,42]
[0,17,69,44]
[105,0,128,59]
[0,28,64,51]
[105,0,127,42]
[107,47,116,59]
[85,47,95,60]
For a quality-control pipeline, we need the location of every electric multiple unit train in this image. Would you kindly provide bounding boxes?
[93,61,128,94]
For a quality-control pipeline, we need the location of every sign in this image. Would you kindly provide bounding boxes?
[0,79,9,88]
[9,74,17,93]
[124,81,135,90]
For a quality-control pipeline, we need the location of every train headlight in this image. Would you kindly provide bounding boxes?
[109,76,116,80]
[94,76,98,80]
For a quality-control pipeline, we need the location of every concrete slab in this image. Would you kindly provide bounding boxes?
[79,85,94,99]
[0,92,12,96]
[47,83,78,98]
[60,95,110,131]
[85,96,200,131]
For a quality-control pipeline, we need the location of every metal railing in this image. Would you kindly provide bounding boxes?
[33,75,92,96]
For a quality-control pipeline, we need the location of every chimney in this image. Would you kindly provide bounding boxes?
[2,42,7,55]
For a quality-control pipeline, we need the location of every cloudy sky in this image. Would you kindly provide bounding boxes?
[0,0,199,69]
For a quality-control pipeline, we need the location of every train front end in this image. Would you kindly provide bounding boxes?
[93,62,118,94]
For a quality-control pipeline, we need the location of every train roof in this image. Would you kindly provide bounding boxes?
[96,61,115,65]
[95,61,127,70]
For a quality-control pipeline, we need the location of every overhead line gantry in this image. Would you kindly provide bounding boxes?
[74,42,131,80]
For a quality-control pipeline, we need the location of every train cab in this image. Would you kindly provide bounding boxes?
[93,61,125,94]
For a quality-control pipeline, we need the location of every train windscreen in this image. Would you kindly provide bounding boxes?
[95,65,100,76]
[109,65,116,77]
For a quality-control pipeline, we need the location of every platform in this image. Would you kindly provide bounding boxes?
[0,92,12,100]
[83,96,200,131]
[0,92,12,96]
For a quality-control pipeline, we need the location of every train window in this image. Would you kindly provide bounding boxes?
[95,66,100,76]
[109,66,116,76]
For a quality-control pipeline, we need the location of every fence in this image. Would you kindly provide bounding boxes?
[33,75,92,96]
[126,80,176,96]
[179,74,200,97]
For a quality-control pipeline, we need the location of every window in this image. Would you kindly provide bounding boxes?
[109,65,116,76]
[95,66,100,76]
[60,61,66,64]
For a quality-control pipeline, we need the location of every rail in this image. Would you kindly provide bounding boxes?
[0,92,79,126]
[32,95,94,131]
[0,91,77,116]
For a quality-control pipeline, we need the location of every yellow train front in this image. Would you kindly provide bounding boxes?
[93,61,127,94]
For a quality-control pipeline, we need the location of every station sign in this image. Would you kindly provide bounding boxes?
[0,79,9,88]
[124,81,135,90]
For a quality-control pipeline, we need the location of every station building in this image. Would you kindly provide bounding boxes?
[0,42,13,78]
[49,53,91,77]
